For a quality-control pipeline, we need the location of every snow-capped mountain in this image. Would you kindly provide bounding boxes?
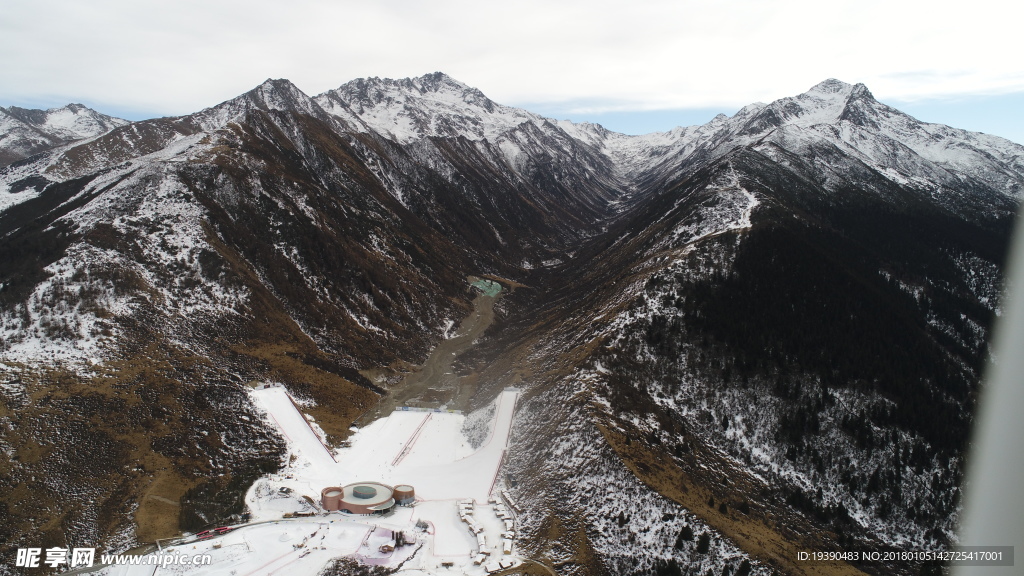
[1,74,1021,576]
[314,72,547,144]
[0,103,128,167]
[560,79,1023,211]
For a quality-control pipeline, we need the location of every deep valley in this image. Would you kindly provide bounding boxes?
[1,74,1021,576]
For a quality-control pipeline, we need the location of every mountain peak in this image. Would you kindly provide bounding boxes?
[186,77,331,131]
[4,103,114,124]
[803,79,876,106]
[237,78,324,120]
[808,78,853,95]
[3,105,50,125]
[256,77,297,89]
[330,72,487,105]
[246,78,309,105]
[315,72,538,144]
[735,78,877,135]
[413,71,467,89]
[0,102,128,166]
[849,82,875,101]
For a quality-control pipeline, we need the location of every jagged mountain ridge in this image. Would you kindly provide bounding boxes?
[315,72,544,144]
[1,74,1022,576]
[5,74,1022,213]
[556,79,1023,217]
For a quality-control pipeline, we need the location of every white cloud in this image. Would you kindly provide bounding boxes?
[2,0,1022,117]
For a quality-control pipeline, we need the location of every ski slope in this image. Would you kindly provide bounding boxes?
[98,387,522,575]
[247,385,519,507]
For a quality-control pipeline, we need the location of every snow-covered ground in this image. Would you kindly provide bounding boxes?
[106,519,411,576]
[98,386,522,575]
[247,385,518,506]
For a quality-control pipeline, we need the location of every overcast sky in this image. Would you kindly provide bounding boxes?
[3,0,1022,142]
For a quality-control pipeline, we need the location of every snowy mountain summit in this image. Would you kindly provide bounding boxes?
[738,78,875,131]
[3,74,1022,202]
[0,103,127,166]
[544,77,1024,203]
[314,72,546,144]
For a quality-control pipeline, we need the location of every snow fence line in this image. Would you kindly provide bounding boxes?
[397,406,464,414]
[286,390,338,463]
[392,413,432,466]
[487,450,506,497]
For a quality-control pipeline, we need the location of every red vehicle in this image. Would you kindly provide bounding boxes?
[196,530,212,537]
[214,526,232,534]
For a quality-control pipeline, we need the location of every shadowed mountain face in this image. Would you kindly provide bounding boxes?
[0,74,1021,576]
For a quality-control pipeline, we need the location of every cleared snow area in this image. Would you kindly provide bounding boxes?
[103,519,415,576]
[103,386,522,574]
[253,385,338,470]
[248,385,518,507]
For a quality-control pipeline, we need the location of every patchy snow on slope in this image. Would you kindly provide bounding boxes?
[596,241,967,549]
[66,163,249,315]
[0,152,255,374]
[0,243,130,372]
[948,250,1003,314]
[508,371,770,576]
[0,184,45,213]
[670,167,758,246]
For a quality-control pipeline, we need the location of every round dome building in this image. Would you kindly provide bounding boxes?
[322,481,396,515]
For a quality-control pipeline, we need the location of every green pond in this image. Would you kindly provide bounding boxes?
[471,278,502,297]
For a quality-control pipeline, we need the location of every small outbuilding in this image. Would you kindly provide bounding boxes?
[394,484,416,505]
[321,487,344,511]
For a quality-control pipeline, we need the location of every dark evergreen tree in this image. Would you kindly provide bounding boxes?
[675,524,695,548]
[696,532,711,554]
